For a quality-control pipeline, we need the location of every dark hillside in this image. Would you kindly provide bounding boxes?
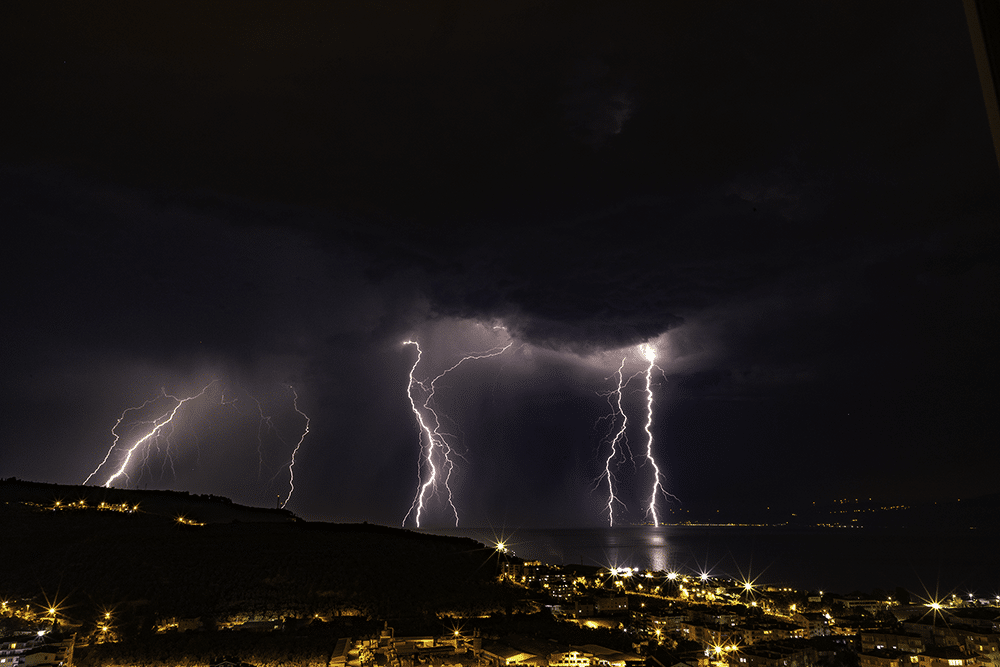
[0,478,296,523]
[0,482,510,624]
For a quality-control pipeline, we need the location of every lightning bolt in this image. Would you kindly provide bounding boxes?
[92,381,220,488]
[83,395,161,486]
[85,381,312,503]
[595,357,630,526]
[402,341,442,528]
[280,386,309,509]
[402,339,513,528]
[640,343,676,526]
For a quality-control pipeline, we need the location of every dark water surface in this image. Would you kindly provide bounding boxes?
[428,526,999,597]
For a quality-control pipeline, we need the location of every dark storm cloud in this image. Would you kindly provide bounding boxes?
[2,167,403,378]
[561,55,635,148]
[2,1,999,519]
[335,189,846,355]
[4,0,995,368]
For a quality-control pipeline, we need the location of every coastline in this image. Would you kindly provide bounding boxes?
[425,525,1000,595]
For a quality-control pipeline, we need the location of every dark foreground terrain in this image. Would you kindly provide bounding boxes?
[0,480,509,625]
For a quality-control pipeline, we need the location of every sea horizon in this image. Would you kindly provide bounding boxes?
[423,524,1000,598]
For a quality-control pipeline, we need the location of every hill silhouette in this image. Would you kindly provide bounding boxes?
[0,478,297,523]
[0,479,510,627]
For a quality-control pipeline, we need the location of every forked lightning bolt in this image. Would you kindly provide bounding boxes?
[84,382,312,501]
[595,357,630,526]
[86,381,220,488]
[402,341,444,528]
[593,344,677,526]
[280,386,310,509]
[83,395,162,486]
[402,339,512,528]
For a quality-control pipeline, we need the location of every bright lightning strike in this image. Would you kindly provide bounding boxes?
[85,381,312,502]
[402,338,512,528]
[83,395,162,486]
[596,357,630,526]
[402,341,443,528]
[88,381,220,488]
[279,386,310,509]
[640,343,670,526]
[593,343,676,526]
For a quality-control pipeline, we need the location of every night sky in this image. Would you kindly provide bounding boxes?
[2,2,998,528]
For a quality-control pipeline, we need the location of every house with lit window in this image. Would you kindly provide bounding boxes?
[792,613,831,638]
[480,641,541,667]
[861,632,926,654]
[575,644,642,667]
[595,597,629,615]
[907,646,983,667]
[550,650,595,667]
[842,600,887,614]
[727,640,817,667]
[0,632,73,667]
[858,648,909,667]
[680,621,739,648]
[959,630,1000,667]
[946,610,1000,634]
[738,621,806,645]
[649,613,689,633]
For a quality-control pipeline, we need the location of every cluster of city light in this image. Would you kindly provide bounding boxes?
[706,640,744,666]
[96,609,115,641]
[581,559,777,608]
[174,514,205,526]
[46,499,140,513]
[401,338,513,528]
[0,600,44,624]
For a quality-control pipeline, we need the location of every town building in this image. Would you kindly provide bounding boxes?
[792,613,831,638]
[908,646,983,667]
[858,649,910,667]
[0,633,74,667]
[861,632,927,653]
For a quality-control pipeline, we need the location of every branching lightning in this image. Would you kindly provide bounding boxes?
[595,357,630,526]
[89,381,220,488]
[280,386,310,509]
[83,395,161,486]
[402,341,442,527]
[402,339,513,528]
[84,381,312,504]
[593,343,677,527]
